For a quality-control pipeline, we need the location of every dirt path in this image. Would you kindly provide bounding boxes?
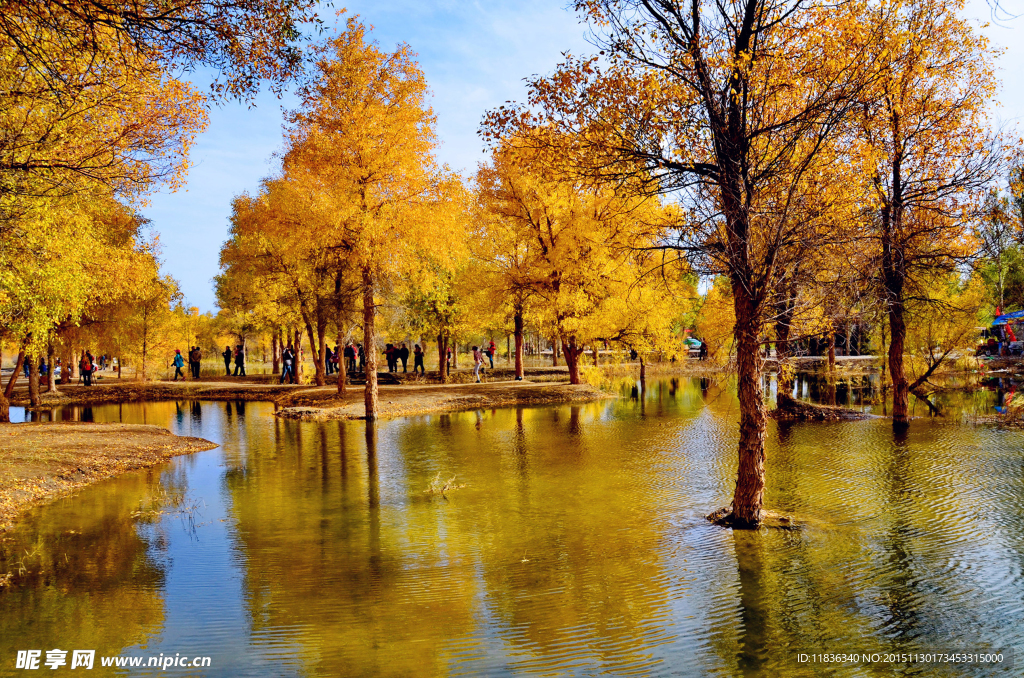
[0,423,216,534]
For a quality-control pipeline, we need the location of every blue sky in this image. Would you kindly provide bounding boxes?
[142,0,1024,313]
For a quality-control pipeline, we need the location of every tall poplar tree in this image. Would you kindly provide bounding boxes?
[484,0,873,526]
[854,0,999,429]
[283,17,461,418]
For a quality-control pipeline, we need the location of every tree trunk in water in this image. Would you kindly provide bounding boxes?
[881,197,909,428]
[362,268,378,420]
[513,312,524,381]
[889,303,909,428]
[272,333,280,375]
[46,343,57,393]
[28,352,40,407]
[561,336,582,385]
[827,331,836,374]
[730,294,767,528]
[639,354,646,391]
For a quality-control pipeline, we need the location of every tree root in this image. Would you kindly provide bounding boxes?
[706,505,797,529]
[771,393,869,421]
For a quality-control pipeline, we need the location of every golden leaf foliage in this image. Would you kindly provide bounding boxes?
[0,23,208,199]
[0,0,320,102]
[476,135,686,383]
[216,18,466,406]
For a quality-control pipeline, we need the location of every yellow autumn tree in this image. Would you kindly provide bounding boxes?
[481,0,939,527]
[853,0,1000,429]
[476,136,677,384]
[280,17,465,417]
[222,177,361,388]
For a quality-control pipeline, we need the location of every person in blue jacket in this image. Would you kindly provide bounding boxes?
[172,349,185,381]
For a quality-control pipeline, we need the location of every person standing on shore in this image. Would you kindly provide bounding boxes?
[281,344,294,384]
[233,345,246,377]
[472,345,484,383]
[80,356,90,385]
[399,343,409,372]
[172,350,185,381]
[487,339,496,369]
[222,346,232,376]
[190,346,202,379]
[413,343,424,374]
[344,343,355,374]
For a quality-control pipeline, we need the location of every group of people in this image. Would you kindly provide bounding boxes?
[383,343,409,372]
[314,341,427,376]
[469,340,498,382]
[381,342,429,374]
[224,345,245,376]
[170,344,247,381]
[25,352,105,386]
[322,343,362,376]
[172,346,208,380]
[164,337,506,384]
[79,351,97,385]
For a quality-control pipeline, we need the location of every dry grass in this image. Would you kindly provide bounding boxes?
[0,423,216,533]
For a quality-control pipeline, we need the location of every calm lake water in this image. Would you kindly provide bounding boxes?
[2,378,1023,676]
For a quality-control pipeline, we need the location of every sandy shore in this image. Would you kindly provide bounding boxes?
[274,380,614,420]
[0,423,217,534]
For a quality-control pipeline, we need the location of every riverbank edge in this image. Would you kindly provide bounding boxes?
[0,423,217,536]
[6,372,624,421]
[275,382,616,420]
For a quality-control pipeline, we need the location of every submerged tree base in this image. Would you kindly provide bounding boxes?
[772,393,870,421]
[706,506,797,530]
